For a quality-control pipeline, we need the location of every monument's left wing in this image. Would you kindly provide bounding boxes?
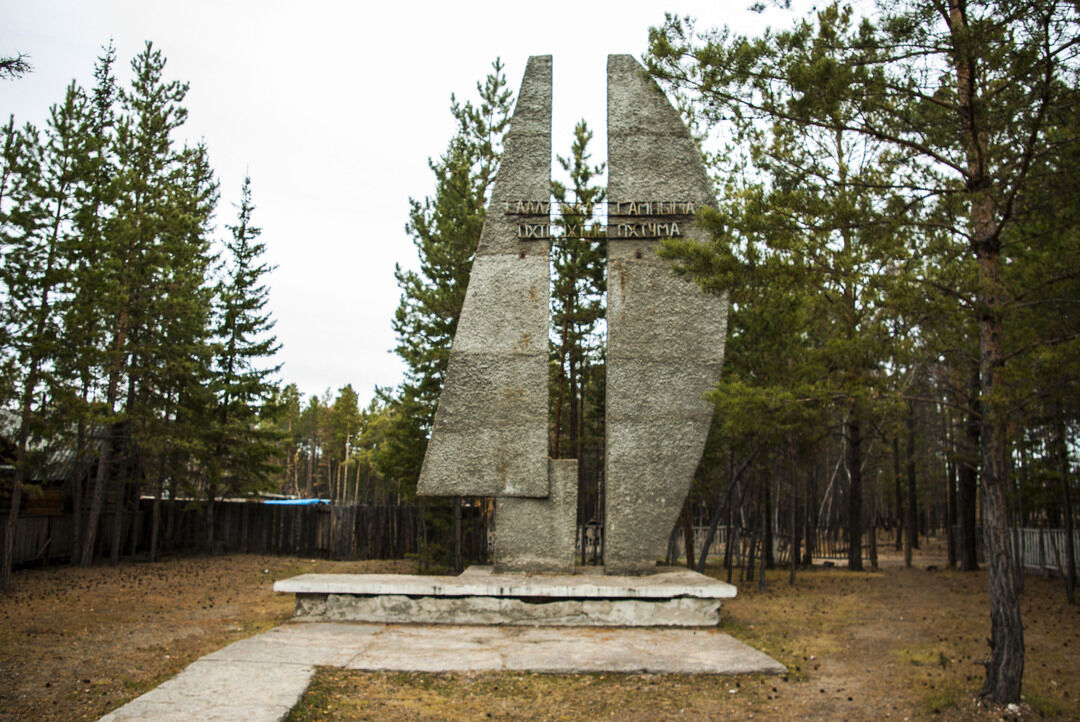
[416,56,553,498]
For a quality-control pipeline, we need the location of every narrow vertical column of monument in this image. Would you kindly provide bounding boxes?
[417,56,553,498]
[604,55,729,574]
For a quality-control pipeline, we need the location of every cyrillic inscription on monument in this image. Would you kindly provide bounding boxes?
[508,199,697,240]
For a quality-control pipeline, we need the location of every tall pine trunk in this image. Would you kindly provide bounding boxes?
[70,417,87,566]
[82,310,128,567]
[949,0,1024,698]
[894,436,904,551]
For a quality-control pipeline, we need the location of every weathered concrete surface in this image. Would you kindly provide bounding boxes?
[299,592,721,626]
[343,625,786,675]
[417,55,552,498]
[275,566,736,599]
[101,622,783,719]
[604,54,729,574]
[277,566,734,626]
[98,657,314,721]
[494,458,578,572]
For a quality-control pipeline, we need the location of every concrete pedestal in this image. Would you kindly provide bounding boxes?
[275,566,736,627]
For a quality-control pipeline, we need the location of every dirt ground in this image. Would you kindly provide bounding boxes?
[0,555,415,721]
[2,543,1078,721]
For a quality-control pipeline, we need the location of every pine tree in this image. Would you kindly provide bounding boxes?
[140,141,218,557]
[549,119,606,461]
[81,41,197,565]
[549,120,607,563]
[1,82,89,589]
[56,44,119,565]
[327,384,361,503]
[203,175,280,547]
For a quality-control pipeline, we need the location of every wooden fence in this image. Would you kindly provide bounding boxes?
[10,499,420,566]
[1019,528,1080,575]
[14,507,1077,575]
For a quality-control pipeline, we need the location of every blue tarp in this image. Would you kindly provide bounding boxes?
[263,499,330,506]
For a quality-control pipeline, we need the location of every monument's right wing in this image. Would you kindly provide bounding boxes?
[604,55,729,574]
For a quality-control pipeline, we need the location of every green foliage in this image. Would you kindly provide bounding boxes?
[204,175,281,500]
[648,0,1080,700]
[549,120,606,462]
[1,41,285,571]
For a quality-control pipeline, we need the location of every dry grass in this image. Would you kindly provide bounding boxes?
[2,543,1078,721]
[0,554,416,720]
[289,545,1080,721]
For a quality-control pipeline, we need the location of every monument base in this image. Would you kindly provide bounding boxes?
[274,566,736,627]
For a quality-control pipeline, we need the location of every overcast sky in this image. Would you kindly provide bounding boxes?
[3,1,792,405]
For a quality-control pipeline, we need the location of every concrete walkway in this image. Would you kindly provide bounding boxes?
[100,622,785,721]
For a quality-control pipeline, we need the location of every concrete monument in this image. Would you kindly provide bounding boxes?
[417,54,727,575]
[274,56,743,633]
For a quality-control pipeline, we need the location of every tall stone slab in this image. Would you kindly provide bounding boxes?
[417,56,553,498]
[604,55,729,574]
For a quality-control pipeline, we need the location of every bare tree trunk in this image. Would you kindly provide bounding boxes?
[869,484,879,571]
[205,486,216,553]
[70,417,87,566]
[946,417,958,568]
[1055,410,1076,604]
[305,440,314,498]
[949,0,1024,698]
[82,422,117,566]
[758,493,768,592]
[894,436,904,551]
[1,441,28,592]
[680,500,695,570]
[764,475,774,569]
[149,454,165,562]
[972,157,1024,706]
[697,450,751,573]
[958,371,981,571]
[790,472,799,585]
[804,456,817,566]
[109,439,129,565]
[907,402,919,553]
[846,412,865,571]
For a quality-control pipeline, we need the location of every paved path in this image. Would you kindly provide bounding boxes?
[100,622,785,721]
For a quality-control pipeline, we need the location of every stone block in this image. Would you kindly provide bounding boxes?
[494,458,578,572]
[607,253,728,362]
[419,426,549,497]
[605,359,720,425]
[604,419,713,575]
[278,567,736,627]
